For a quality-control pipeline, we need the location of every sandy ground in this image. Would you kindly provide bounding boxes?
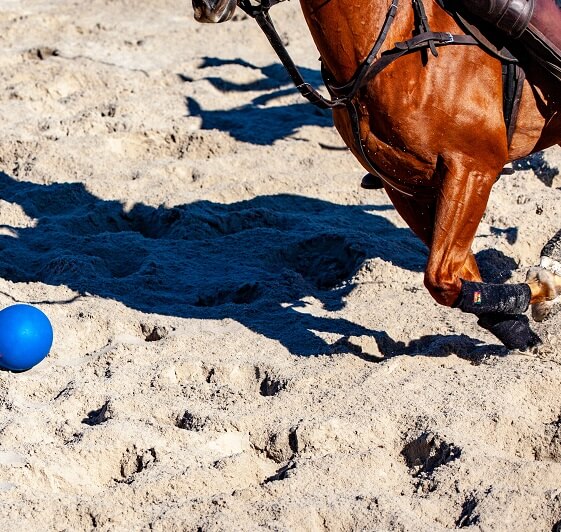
[0,0,560,530]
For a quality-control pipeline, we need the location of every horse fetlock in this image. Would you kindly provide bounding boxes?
[526,265,561,301]
[526,260,561,322]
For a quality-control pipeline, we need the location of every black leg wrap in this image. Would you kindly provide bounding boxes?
[477,313,541,351]
[541,228,561,262]
[453,280,531,316]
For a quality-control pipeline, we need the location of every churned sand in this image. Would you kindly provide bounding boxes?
[0,0,560,530]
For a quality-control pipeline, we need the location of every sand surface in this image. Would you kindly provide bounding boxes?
[0,0,560,530]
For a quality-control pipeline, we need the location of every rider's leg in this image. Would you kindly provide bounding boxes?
[460,0,561,59]
[527,0,561,53]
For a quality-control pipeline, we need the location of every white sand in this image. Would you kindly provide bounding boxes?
[0,0,560,530]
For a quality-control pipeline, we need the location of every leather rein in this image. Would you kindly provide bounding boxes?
[237,0,480,195]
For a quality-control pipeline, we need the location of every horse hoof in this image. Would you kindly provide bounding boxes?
[531,298,561,322]
[526,263,561,322]
[477,313,541,351]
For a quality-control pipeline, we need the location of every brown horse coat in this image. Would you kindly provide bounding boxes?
[192,0,561,348]
[300,0,560,306]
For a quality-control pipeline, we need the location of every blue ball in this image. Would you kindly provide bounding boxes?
[0,304,53,371]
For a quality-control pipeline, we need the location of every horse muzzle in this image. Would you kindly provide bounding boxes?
[192,0,237,23]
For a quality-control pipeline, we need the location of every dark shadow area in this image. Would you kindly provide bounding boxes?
[0,172,504,358]
[341,332,508,365]
[475,248,518,284]
[489,226,518,245]
[183,57,332,144]
[513,151,559,187]
[197,56,326,93]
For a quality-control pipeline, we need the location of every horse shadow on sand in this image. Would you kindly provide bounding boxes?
[183,57,333,145]
[513,151,560,187]
[0,172,514,360]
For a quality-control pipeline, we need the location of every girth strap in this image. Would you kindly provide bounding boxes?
[502,62,525,144]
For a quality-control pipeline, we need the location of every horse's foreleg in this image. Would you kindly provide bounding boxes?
[385,187,483,283]
[424,156,540,349]
[423,157,499,306]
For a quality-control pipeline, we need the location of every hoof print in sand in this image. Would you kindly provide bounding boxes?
[141,323,171,342]
[194,282,262,307]
[82,401,111,426]
[259,375,286,397]
[456,495,480,528]
[176,411,208,431]
[255,367,287,397]
[401,432,461,477]
[258,428,298,464]
[279,235,365,290]
[117,447,156,483]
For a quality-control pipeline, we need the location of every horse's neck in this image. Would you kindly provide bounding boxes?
[299,0,377,80]
[298,0,416,82]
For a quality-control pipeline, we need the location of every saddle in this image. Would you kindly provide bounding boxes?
[441,0,561,83]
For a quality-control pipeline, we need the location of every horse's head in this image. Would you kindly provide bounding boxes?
[192,0,237,23]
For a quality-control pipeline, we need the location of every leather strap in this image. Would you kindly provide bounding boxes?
[502,62,525,145]
[327,32,478,97]
[239,0,479,109]
[250,10,344,109]
[413,0,439,56]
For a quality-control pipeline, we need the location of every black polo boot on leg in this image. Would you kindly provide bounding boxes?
[525,0,561,79]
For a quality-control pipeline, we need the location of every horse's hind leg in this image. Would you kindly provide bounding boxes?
[526,228,561,321]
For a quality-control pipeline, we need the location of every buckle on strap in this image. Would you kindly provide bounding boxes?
[395,31,456,50]
[443,32,454,44]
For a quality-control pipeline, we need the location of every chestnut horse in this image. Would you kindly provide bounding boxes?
[191,0,561,350]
